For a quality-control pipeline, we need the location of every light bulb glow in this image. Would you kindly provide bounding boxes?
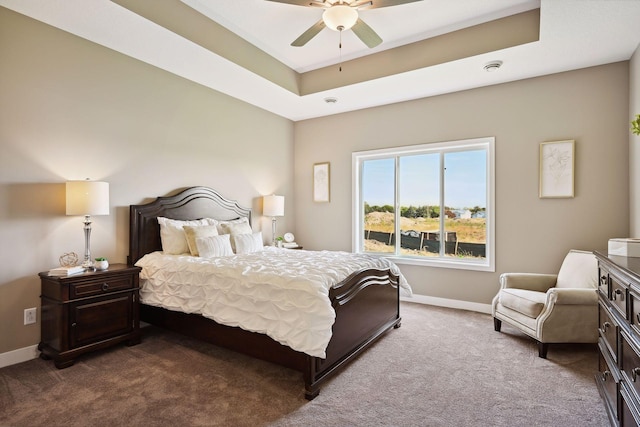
[323,5,358,31]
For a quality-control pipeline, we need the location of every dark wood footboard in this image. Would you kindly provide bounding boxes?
[140,267,400,399]
[305,268,401,398]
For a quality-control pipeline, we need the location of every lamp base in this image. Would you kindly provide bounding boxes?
[82,215,95,271]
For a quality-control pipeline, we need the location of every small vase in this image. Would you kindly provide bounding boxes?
[95,260,109,270]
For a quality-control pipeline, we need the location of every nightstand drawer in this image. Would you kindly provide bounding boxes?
[70,275,135,299]
[70,293,134,348]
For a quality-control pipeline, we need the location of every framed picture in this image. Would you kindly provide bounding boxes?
[539,140,575,198]
[313,162,330,202]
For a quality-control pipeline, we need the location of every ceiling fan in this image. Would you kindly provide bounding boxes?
[266,0,423,48]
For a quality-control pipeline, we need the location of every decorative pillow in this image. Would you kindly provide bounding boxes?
[217,217,251,234]
[218,218,253,251]
[234,232,264,255]
[157,217,217,255]
[196,234,234,258]
[183,225,219,257]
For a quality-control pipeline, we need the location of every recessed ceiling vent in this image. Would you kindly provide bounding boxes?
[484,61,503,72]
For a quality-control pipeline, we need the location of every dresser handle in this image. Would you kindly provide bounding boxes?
[632,367,640,382]
[102,283,109,291]
[71,322,77,328]
[602,371,610,381]
[613,289,623,301]
[602,321,611,332]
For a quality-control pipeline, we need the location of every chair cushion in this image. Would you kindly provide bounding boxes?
[499,288,547,319]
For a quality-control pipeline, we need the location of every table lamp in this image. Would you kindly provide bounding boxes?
[66,179,109,269]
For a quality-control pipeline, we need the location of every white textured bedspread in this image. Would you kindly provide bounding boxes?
[136,247,411,358]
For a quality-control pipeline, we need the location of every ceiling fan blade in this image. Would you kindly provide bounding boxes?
[362,0,423,9]
[291,19,326,47]
[351,18,382,48]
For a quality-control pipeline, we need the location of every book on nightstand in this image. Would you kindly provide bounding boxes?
[48,266,85,276]
[282,242,300,248]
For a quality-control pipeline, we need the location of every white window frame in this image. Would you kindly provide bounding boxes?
[352,137,495,272]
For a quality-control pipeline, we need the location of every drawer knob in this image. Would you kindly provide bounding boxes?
[632,367,640,382]
[613,289,624,301]
[602,321,611,332]
[71,322,77,328]
[102,283,109,291]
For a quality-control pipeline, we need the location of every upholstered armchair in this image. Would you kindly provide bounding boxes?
[492,249,599,358]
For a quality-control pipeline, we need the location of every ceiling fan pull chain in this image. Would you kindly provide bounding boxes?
[339,28,343,72]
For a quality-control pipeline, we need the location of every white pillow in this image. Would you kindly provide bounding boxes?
[157,217,217,255]
[234,232,264,255]
[183,225,219,257]
[218,218,253,251]
[196,234,234,258]
[217,217,251,234]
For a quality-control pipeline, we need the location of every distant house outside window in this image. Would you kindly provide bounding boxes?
[352,137,495,272]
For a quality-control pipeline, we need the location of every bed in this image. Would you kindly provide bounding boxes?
[128,186,407,399]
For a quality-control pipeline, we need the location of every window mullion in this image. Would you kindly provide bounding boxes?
[439,152,445,258]
[394,156,401,256]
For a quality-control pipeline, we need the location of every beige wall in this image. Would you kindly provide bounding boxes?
[294,62,630,305]
[631,43,640,236]
[0,8,294,354]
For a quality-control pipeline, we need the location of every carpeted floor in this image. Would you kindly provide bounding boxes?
[0,302,609,426]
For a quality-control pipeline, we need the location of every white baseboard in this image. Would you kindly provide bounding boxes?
[402,294,492,314]
[0,344,39,369]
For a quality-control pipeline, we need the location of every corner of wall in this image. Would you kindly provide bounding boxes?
[630,43,640,236]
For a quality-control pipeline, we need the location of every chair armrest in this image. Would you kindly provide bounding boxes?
[547,288,598,305]
[499,273,557,292]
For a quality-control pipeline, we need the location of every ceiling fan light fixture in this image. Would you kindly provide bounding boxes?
[323,5,358,31]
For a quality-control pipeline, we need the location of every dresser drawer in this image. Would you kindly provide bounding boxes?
[621,330,640,399]
[600,266,611,299]
[601,300,620,361]
[611,272,630,320]
[630,289,640,338]
[598,344,620,422]
[621,381,640,427]
[69,274,135,299]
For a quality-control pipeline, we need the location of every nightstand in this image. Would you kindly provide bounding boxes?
[38,264,141,368]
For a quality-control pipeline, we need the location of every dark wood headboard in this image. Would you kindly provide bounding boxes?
[128,186,251,265]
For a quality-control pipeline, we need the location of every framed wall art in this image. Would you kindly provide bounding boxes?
[539,140,575,198]
[313,162,330,203]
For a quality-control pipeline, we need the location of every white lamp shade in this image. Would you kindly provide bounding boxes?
[263,195,284,217]
[323,5,358,31]
[66,181,110,216]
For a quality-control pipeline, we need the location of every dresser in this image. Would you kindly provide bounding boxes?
[38,264,141,368]
[595,251,640,426]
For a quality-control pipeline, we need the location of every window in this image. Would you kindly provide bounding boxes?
[352,137,495,271]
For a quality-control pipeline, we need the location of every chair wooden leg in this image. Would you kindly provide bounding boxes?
[493,318,502,332]
[538,341,548,358]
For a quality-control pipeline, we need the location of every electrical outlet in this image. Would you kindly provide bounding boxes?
[24,308,36,325]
